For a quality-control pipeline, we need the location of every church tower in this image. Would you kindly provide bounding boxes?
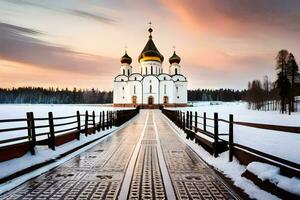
[120,51,132,76]
[138,27,164,75]
[169,51,181,75]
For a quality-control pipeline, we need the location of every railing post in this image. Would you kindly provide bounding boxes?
[99,111,102,131]
[26,112,35,155]
[186,111,189,131]
[229,114,234,162]
[183,112,185,131]
[214,112,218,157]
[179,111,182,129]
[76,111,81,140]
[102,111,105,130]
[189,111,192,130]
[203,112,206,132]
[85,110,88,136]
[110,111,113,128]
[106,111,109,129]
[92,111,96,134]
[195,112,198,133]
[48,112,55,150]
[111,111,116,127]
[30,112,36,147]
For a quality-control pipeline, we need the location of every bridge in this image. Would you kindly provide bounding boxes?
[0,110,241,199]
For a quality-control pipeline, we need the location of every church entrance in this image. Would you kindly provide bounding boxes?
[163,96,169,104]
[148,96,154,105]
[132,96,137,104]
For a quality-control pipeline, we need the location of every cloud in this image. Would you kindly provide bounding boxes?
[0,22,118,76]
[5,0,116,24]
[0,22,43,36]
[69,10,115,24]
[159,0,300,37]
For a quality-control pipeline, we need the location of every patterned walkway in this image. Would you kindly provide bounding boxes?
[0,110,240,200]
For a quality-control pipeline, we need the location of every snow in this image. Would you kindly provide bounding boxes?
[163,114,280,200]
[175,101,300,165]
[247,162,300,196]
[0,104,129,145]
[0,117,132,195]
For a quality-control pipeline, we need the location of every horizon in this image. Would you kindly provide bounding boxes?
[1,0,300,90]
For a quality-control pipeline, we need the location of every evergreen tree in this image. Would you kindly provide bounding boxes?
[275,49,290,113]
[287,53,299,112]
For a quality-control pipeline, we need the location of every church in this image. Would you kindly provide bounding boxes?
[113,27,188,108]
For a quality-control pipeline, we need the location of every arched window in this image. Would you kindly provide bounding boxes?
[123,69,125,75]
[149,85,152,93]
[151,66,153,74]
[134,77,137,81]
[164,85,166,94]
[176,86,178,93]
[175,68,178,75]
[127,69,130,76]
[146,67,148,75]
[121,79,124,82]
[134,85,136,94]
[164,77,166,80]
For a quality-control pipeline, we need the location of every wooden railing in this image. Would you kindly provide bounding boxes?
[0,107,140,162]
[161,108,300,177]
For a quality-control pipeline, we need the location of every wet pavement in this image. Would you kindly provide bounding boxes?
[0,110,239,200]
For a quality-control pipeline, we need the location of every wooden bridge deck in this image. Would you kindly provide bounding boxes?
[0,110,240,200]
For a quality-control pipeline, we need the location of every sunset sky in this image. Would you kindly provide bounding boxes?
[1,0,300,90]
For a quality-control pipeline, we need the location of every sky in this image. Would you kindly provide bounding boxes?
[1,0,300,90]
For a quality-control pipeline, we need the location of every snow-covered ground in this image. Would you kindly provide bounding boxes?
[0,126,122,194]
[164,114,300,199]
[164,115,280,200]
[176,101,300,165]
[0,104,134,194]
[247,162,300,196]
[0,104,122,144]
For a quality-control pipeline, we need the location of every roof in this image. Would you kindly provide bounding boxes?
[138,28,164,63]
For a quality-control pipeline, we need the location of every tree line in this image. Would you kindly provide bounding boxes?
[0,87,246,104]
[244,50,300,113]
[0,87,113,104]
[188,89,246,102]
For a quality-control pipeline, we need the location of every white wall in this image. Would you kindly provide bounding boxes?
[113,81,128,104]
[173,82,187,104]
[169,63,181,75]
[128,81,142,104]
[120,63,132,76]
[159,80,174,103]
[140,61,162,75]
[142,75,159,104]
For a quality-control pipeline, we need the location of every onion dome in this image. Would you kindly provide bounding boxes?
[138,28,164,63]
[121,51,132,64]
[169,51,181,64]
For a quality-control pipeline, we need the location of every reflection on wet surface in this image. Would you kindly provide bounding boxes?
[155,111,237,200]
[1,112,147,200]
[1,110,238,200]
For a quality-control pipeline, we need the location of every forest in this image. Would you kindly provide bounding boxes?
[188,89,246,102]
[0,87,245,104]
[0,87,113,104]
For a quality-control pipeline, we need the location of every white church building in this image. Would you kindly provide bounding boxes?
[113,27,187,108]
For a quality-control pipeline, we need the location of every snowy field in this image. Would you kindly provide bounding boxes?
[177,101,300,165]
[0,104,119,144]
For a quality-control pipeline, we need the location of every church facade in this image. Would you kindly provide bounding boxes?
[113,27,188,108]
